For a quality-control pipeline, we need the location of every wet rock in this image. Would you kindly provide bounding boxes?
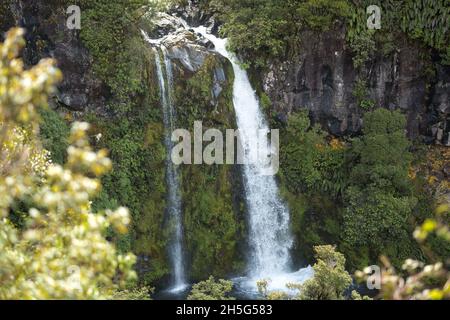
[210,66,226,107]
[154,12,184,37]
[170,0,218,33]
[160,30,210,73]
[57,92,87,111]
[169,45,208,72]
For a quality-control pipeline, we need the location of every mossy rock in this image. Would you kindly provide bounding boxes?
[170,50,245,281]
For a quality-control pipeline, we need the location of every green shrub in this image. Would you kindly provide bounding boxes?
[188,276,235,300]
[343,109,419,261]
[38,108,70,164]
[280,110,346,197]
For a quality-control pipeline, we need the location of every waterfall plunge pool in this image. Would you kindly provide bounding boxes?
[154,266,314,300]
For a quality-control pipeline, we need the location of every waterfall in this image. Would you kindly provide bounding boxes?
[152,46,187,292]
[192,27,314,290]
[143,20,312,294]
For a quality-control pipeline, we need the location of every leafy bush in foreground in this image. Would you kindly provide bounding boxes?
[0,28,135,299]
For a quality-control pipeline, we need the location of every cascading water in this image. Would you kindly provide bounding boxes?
[152,45,187,292]
[193,26,313,292]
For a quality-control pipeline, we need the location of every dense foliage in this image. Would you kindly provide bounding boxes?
[112,286,153,300]
[296,245,352,300]
[57,0,169,113]
[199,0,449,67]
[207,0,350,66]
[48,0,446,293]
[173,55,245,280]
[281,110,346,197]
[0,29,135,299]
[357,205,449,300]
[63,1,172,283]
[87,57,170,283]
[278,107,431,271]
[38,108,70,164]
[188,276,235,300]
[342,109,418,261]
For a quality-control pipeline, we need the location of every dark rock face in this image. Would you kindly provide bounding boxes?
[5,0,106,113]
[162,29,212,73]
[0,1,15,40]
[430,65,450,146]
[262,28,360,136]
[261,28,449,143]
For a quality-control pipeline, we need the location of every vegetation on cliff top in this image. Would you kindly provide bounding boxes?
[200,0,449,68]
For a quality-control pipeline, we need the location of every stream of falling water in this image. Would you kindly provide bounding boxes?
[192,26,313,292]
[152,45,187,293]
